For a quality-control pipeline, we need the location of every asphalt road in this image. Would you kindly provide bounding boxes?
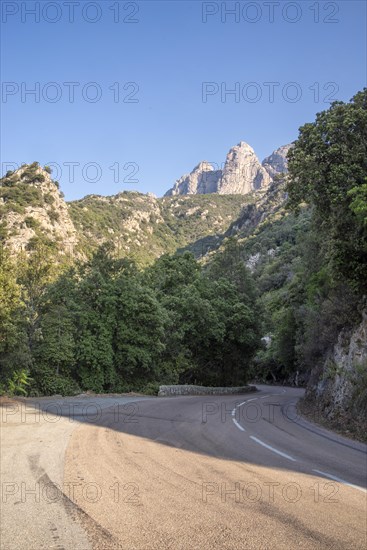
[1,386,366,549]
[0,395,149,550]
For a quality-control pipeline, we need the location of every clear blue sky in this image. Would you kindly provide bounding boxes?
[1,0,366,199]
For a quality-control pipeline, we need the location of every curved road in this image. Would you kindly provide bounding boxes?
[1,386,366,549]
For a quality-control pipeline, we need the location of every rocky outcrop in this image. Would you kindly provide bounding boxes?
[165,141,291,197]
[305,309,367,435]
[262,144,293,178]
[0,164,78,256]
[165,162,221,196]
[218,142,271,194]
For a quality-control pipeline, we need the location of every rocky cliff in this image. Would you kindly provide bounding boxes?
[218,142,272,194]
[304,309,367,438]
[165,141,291,197]
[262,144,293,179]
[0,163,78,256]
[165,162,222,196]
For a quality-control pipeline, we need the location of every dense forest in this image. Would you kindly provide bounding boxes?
[1,91,366,426]
[243,89,367,377]
[0,243,261,395]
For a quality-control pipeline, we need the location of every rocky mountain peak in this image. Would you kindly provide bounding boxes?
[235,141,255,152]
[164,140,289,197]
[2,162,53,188]
[164,161,222,197]
[218,141,271,195]
[262,143,293,178]
[193,161,214,172]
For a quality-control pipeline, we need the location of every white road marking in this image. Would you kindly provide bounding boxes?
[260,395,269,399]
[312,469,367,493]
[250,436,297,462]
[232,418,246,432]
[238,401,248,406]
[231,409,236,416]
[246,398,257,403]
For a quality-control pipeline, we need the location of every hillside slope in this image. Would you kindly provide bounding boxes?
[69,192,253,264]
[0,163,78,258]
[0,164,254,265]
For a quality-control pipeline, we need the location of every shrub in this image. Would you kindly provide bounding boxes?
[24,216,39,229]
[29,365,81,396]
[142,382,160,395]
[11,204,25,215]
[49,209,60,223]
[7,369,32,396]
[0,222,8,240]
[1,175,19,187]
[29,174,46,184]
[44,193,55,205]
[0,184,43,208]
[21,171,45,184]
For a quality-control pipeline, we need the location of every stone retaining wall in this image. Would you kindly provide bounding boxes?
[158,384,257,397]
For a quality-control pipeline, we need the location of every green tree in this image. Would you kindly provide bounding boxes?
[17,242,59,352]
[113,275,166,389]
[348,180,367,226]
[287,89,367,290]
[74,257,117,392]
[144,251,200,297]
[147,251,262,387]
[0,247,31,388]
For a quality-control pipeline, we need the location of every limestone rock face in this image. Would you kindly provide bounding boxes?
[218,142,271,195]
[306,309,367,429]
[0,164,78,256]
[165,162,221,196]
[165,141,291,197]
[262,144,293,178]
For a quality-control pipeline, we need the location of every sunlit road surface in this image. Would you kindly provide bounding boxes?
[1,386,366,549]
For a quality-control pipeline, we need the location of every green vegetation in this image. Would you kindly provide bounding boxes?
[68,193,249,265]
[0,185,43,214]
[0,243,261,395]
[348,180,367,227]
[44,193,55,205]
[236,91,367,397]
[7,369,32,396]
[24,216,40,230]
[48,209,60,224]
[287,90,367,291]
[0,248,32,385]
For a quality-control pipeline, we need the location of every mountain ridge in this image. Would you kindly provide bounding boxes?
[0,164,258,265]
[0,140,292,264]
